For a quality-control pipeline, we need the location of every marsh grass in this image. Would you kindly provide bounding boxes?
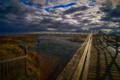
[0,34,42,80]
[0,34,87,80]
[69,35,87,43]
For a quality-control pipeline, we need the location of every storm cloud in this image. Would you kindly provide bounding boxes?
[0,0,120,34]
[63,6,89,14]
[99,0,120,33]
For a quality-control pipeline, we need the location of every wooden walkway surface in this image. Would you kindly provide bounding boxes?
[87,35,120,80]
[57,34,92,80]
[57,34,120,80]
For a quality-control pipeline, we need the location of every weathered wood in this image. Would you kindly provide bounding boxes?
[72,33,92,80]
[0,50,28,80]
[0,55,28,64]
[82,35,92,80]
[115,37,119,57]
[87,34,120,80]
[56,34,91,80]
[24,47,27,75]
[98,31,120,54]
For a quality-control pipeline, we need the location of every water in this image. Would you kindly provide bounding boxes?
[35,36,82,80]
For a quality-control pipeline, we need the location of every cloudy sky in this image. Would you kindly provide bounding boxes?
[0,0,120,34]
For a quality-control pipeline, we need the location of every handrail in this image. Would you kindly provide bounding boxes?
[0,55,28,64]
[98,30,120,53]
[102,36,120,46]
[99,30,120,38]
[72,33,92,80]
[0,47,28,79]
[56,33,92,80]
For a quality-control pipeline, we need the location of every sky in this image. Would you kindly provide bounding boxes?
[0,0,120,34]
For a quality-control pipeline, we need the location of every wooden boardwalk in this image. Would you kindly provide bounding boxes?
[57,34,92,80]
[57,32,120,80]
[87,35,120,80]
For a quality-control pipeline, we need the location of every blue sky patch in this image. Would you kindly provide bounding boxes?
[0,0,96,12]
[18,0,77,12]
[44,3,77,12]
[89,0,96,6]
[19,0,33,6]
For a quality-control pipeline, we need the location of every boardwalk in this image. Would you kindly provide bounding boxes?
[57,32,120,80]
[87,35,120,80]
[57,33,92,80]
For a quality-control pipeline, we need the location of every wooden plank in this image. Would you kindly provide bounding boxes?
[82,35,92,80]
[99,30,120,54]
[72,33,92,80]
[0,55,28,64]
[88,35,120,80]
[56,34,91,80]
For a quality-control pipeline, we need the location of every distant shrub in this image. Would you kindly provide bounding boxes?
[69,35,87,43]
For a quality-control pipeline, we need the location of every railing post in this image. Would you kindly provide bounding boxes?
[24,47,27,75]
[115,37,118,57]
[106,35,109,46]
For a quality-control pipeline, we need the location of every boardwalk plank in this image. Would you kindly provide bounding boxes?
[87,36,120,80]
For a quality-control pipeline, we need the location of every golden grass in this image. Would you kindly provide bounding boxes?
[0,35,42,80]
[69,35,87,43]
[0,34,87,80]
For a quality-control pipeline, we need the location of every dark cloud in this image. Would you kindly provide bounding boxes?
[63,6,89,14]
[100,1,120,22]
[109,7,120,17]
[30,0,46,6]
[81,19,91,23]
[74,13,83,17]
[0,17,77,34]
[0,21,26,34]
[0,0,38,29]
[0,0,39,29]
[1,0,118,34]
[0,6,30,16]
[99,0,112,12]
[99,6,111,12]
[0,14,6,19]
[0,1,35,15]
[96,11,101,14]
[100,16,112,21]
[40,18,53,23]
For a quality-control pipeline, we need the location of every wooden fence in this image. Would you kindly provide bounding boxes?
[98,30,120,55]
[0,48,28,80]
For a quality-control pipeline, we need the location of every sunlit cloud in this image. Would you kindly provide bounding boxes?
[0,0,120,34]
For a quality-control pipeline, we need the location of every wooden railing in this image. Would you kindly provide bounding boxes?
[72,33,92,80]
[57,31,119,80]
[0,48,28,80]
[56,33,92,80]
[98,30,120,55]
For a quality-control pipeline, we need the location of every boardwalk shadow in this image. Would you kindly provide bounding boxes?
[92,35,120,80]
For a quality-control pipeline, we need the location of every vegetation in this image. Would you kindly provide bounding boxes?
[0,34,87,80]
[0,34,42,80]
[69,35,87,43]
[106,35,120,47]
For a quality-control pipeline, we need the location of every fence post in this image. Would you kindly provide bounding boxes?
[115,37,119,57]
[24,47,27,75]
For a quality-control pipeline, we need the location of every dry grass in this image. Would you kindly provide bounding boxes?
[0,34,87,80]
[0,35,41,80]
[69,35,87,43]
